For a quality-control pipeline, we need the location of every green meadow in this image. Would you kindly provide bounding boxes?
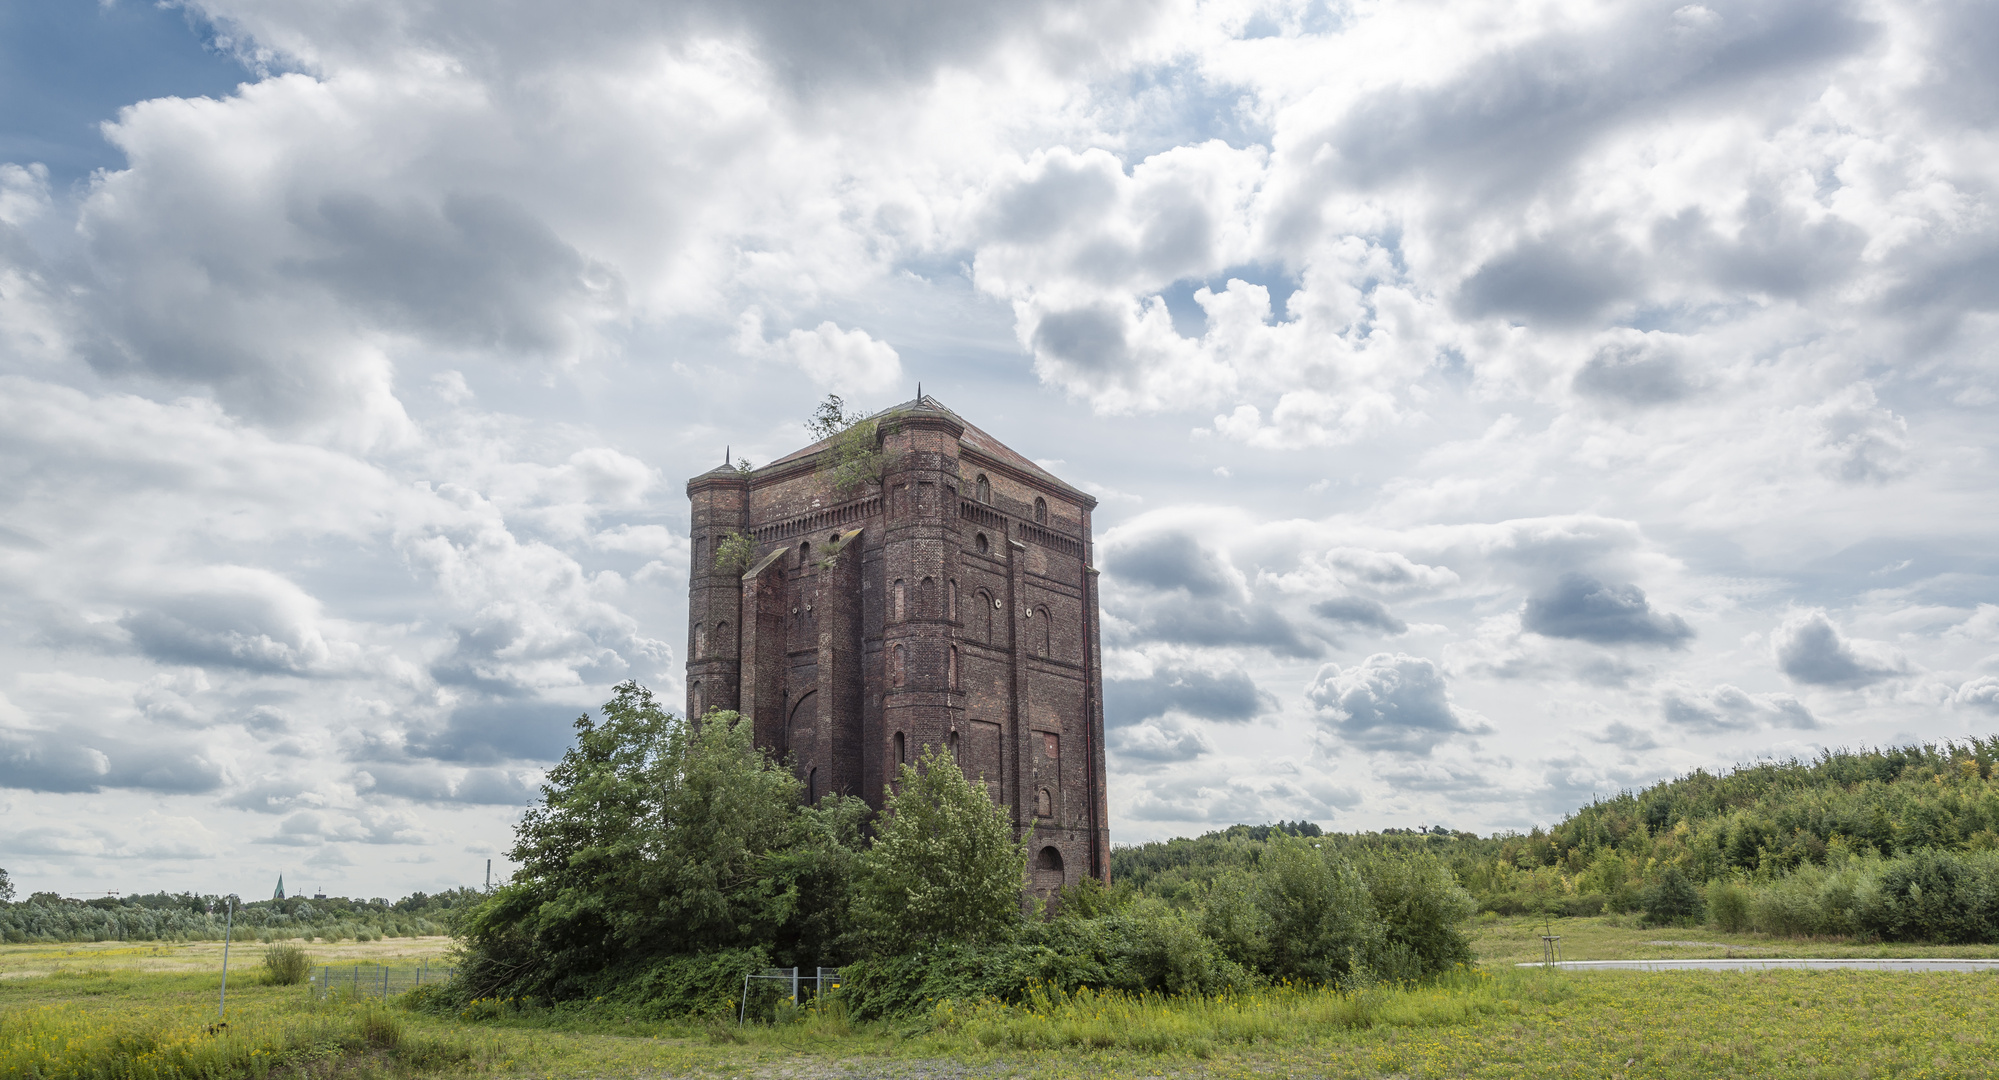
[4,925,1995,1079]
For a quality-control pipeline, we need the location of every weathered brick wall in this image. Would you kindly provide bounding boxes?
[687,399,1109,887]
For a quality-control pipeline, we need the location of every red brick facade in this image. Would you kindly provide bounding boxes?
[685,396,1110,890]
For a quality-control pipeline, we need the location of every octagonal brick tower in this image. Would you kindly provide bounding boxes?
[684,396,1109,892]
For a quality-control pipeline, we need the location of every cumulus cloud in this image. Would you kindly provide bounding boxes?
[736,312,903,394]
[1773,610,1910,687]
[0,726,227,794]
[1310,596,1408,635]
[1521,573,1694,648]
[1307,653,1490,756]
[1954,677,1999,712]
[1105,667,1273,727]
[1101,522,1321,657]
[1660,684,1818,732]
[1108,714,1214,764]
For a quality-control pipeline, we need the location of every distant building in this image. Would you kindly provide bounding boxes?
[686,396,1110,894]
[273,875,286,900]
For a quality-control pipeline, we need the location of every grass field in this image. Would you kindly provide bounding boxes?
[1469,913,1999,966]
[2,928,1995,1078]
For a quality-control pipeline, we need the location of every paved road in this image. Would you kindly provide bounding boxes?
[1519,958,1999,972]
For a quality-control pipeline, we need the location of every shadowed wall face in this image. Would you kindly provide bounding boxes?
[686,397,1111,888]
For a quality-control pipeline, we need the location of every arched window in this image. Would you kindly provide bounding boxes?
[948,646,959,689]
[975,532,989,555]
[807,767,818,804]
[715,621,729,656]
[799,541,811,568]
[890,643,906,687]
[893,731,906,765]
[693,622,707,658]
[972,590,993,643]
[1033,845,1065,894]
[694,535,705,569]
[1036,787,1052,818]
[976,474,991,503]
[949,730,960,763]
[893,578,906,621]
[919,576,936,614]
[1035,607,1051,657]
[949,579,958,621]
[690,681,702,718]
[1034,497,1047,524]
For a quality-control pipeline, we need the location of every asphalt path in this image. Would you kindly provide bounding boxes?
[1519,959,1999,972]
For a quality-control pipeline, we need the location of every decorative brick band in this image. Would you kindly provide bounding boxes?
[751,495,882,545]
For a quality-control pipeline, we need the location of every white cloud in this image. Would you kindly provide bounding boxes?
[1773,609,1911,687]
[737,312,904,394]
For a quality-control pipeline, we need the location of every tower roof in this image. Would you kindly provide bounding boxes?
[763,395,1093,503]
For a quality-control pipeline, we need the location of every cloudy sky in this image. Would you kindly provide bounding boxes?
[2,0,1996,898]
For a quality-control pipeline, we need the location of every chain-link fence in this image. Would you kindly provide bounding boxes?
[311,961,454,1001]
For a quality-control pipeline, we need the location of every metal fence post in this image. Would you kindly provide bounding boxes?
[790,966,799,1006]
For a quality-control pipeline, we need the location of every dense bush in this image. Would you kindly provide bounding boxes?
[454,684,867,1003]
[447,682,1482,1022]
[1640,867,1705,926]
[262,943,313,985]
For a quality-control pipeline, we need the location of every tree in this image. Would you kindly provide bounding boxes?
[851,747,1027,954]
[805,393,892,493]
[0,867,13,904]
[1641,866,1705,926]
[456,683,866,1000]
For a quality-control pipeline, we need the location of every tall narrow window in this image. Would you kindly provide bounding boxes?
[920,576,936,615]
[948,646,959,689]
[807,767,818,804]
[1036,788,1053,818]
[690,682,702,718]
[975,532,989,555]
[890,643,906,687]
[973,590,993,643]
[893,731,906,765]
[976,474,991,503]
[1036,607,1051,657]
[694,536,706,569]
[715,621,729,657]
[694,622,707,658]
[1034,497,1047,524]
[799,541,811,568]
[893,578,906,621]
[949,730,960,763]
[949,579,958,620]
[1043,731,1059,760]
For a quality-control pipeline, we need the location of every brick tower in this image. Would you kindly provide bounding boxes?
[685,396,1110,891]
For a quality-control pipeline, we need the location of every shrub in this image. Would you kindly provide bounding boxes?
[1361,854,1478,979]
[1706,879,1752,932]
[263,942,312,985]
[1640,867,1704,926]
[1858,850,1999,943]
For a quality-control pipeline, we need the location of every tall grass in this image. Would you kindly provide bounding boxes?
[0,990,481,1080]
[924,968,1575,1056]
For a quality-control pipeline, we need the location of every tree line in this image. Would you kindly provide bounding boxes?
[0,883,483,944]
